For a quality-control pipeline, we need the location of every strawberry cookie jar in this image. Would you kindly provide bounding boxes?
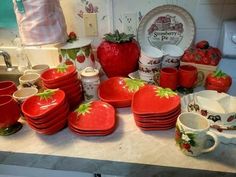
[58,32,95,72]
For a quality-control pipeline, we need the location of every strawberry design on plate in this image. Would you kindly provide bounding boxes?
[76,50,86,63]
[22,89,66,118]
[132,85,180,115]
[68,101,116,131]
[98,77,145,107]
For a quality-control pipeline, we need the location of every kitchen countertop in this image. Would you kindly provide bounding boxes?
[0,103,236,177]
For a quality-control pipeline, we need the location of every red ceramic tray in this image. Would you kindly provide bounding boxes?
[68,101,116,131]
[135,120,176,128]
[132,85,180,115]
[41,65,76,84]
[138,124,176,131]
[22,90,66,118]
[98,77,145,108]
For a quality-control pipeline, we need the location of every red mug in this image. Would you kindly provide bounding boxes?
[154,67,178,90]
[179,65,204,88]
[0,95,21,129]
[0,81,17,96]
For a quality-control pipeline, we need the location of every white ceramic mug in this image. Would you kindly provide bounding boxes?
[175,112,219,156]
[24,64,49,75]
[140,46,164,65]
[13,87,38,104]
[161,44,184,68]
[19,73,41,88]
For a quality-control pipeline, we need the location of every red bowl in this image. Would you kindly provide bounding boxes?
[41,65,76,84]
[98,77,144,108]
[27,107,69,129]
[25,101,69,123]
[42,72,79,88]
[0,95,21,128]
[22,89,66,118]
[0,81,17,96]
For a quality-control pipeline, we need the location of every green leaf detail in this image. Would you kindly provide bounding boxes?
[67,49,79,60]
[60,50,67,58]
[56,64,68,73]
[75,102,91,116]
[213,69,227,78]
[155,87,177,98]
[83,47,91,57]
[104,30,135,43]
[124,78,145,92]
[36,89,57,100]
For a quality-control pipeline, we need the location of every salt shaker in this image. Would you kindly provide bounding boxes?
[80,67,100,101]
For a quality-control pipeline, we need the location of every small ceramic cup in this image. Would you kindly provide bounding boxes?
[138,62,161,75]
[178,65,204,89]
[175,112,219,156]
[154,67,178,90]
[161,44,184,68]
[140,46,164,65]
[0,95,22,135]
[24,64,49,75]
[19,73,41,88]
[0,81,17,96]
[13,87,38,104]
[138,70,155,83]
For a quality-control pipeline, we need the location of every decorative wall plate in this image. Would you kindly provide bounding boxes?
[137,5,195,51]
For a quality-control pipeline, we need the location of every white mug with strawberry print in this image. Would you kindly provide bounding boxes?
[175,112,219,156]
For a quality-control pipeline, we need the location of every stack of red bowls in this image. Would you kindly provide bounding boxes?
[21,89,69,135]
[68,101,116,136]
[41,65,83,110]
[132,85,181,131]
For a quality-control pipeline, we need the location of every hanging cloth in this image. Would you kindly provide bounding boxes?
[13,0,68,46]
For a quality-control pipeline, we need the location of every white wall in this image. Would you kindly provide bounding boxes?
[0,0,236,67]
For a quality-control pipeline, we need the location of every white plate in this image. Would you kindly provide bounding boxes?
[137,5,195,51]
[181,90,236,145]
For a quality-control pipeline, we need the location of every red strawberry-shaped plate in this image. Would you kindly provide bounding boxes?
[41,65,76,84]
[22,89,66,118]
[68,101,116,131]
[135,120,176,129]
[26,107,69,128]
[25,101,69,123]
[98,77,145,107]
[137,124,176,131]
[132,85,180,115]
[134,113,179,124]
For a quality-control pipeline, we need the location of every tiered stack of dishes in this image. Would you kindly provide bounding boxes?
[132,85,181,130]
[98,77,145,107]
[41,65,83,110]
[21,89,69,135]
[68,101,116,136]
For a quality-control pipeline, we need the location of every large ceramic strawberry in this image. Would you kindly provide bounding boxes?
[205,69,232,93]
[68,101,116,132]
[97,30,140,77]
[98,77,145,107]
[132,85,180,114]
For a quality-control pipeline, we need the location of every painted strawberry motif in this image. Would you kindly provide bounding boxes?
[67,32,77,43]
[227,115,236,122]
[97,30,140,77]
[76,50,85,63]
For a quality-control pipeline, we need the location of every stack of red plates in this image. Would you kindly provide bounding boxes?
[132,85,181,131]
[68,101,116,136]
[41,65,83,110]
[21,89,70,135]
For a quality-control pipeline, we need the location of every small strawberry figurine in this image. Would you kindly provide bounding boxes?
[97,30,140,77]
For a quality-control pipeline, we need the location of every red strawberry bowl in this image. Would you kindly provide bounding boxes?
[41,65,76,84]
[98,77,145,107]
[22,89,66,118]
[68,101,116,131]
[132,85,180,115]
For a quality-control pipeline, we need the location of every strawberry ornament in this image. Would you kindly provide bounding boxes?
[97,30,140,77]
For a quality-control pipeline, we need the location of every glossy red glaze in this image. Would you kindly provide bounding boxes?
[41,65,76,84]
[0,81,17,96]
[22,90,66,118]
[157,67,178,90]
[68,101,115,131]
[132,85,180,115]
[98,77,137,107]
[179,65,198,88]
[0,95,21,128]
